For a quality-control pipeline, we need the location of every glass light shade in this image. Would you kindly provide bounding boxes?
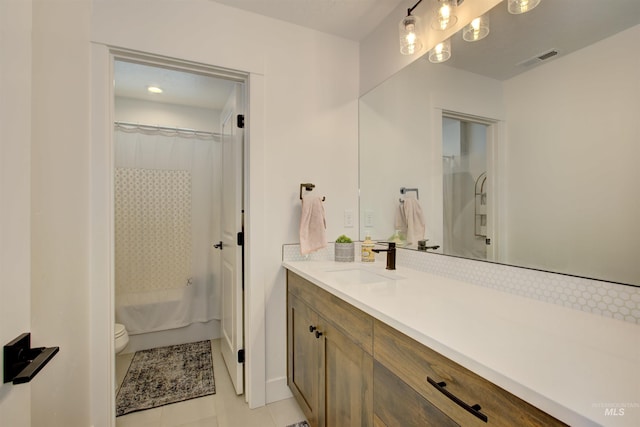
[462,15,490,42]
[508,0,541,14]
[428,39,451,63]
[399,15,423,55]
[432,0,458,31]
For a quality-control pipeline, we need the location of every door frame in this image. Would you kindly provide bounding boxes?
[90,45,267,426]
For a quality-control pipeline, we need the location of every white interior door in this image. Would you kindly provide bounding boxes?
[219,83,245,395]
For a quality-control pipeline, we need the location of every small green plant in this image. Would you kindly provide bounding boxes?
[335,235,353,243]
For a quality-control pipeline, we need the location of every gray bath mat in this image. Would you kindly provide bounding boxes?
[286,422,309,427]
[116,340,215,416]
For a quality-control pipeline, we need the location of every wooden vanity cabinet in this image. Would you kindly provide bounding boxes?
[286,271,566,427]
[287,271,373,427]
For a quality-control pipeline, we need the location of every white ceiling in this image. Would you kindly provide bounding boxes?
[210,0,405,41]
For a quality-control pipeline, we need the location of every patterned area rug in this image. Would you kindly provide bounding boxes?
[116,340,216,416]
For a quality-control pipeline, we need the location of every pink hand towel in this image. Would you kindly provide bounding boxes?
[299,195,327,255]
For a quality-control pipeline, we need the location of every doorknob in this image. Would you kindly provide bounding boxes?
[213,241,223,249]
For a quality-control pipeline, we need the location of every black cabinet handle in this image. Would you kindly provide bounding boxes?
[315,330,323,339]
[309,325,317,333]
[213,241,223,249]
[427,376,488,423]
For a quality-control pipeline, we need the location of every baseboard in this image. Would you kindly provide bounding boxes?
[266,376,293,404]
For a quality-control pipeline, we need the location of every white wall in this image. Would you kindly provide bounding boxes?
[503,24,640,284]
[114,97,221,133]
[0,0,32,425]
[92,0,360,414]
[30,0,92,425]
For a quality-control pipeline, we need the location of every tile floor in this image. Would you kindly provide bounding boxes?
[115,339,307,427]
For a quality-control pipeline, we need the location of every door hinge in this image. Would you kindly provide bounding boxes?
[485,238,491,245]
[237,114,245,129]
[237,349,245,364]
[237,231,244,246]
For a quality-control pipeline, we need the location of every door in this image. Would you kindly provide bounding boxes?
[219,83,245,395]
[320,321,373,427]
[288,294,321,426]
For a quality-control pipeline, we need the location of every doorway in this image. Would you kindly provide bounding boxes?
[441,113,495,260]
[111,54,247,407]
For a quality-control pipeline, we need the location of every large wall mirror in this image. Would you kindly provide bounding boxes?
[359,0,639,286]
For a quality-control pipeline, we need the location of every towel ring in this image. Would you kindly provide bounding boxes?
[300,183,326,201]
[400,186,419,203]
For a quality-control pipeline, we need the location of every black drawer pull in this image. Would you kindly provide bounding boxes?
[427,376,488,423]
[315,330,323,339]
[309,325,317,333]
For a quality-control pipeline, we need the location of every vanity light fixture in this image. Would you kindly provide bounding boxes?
[508,0,541,14]
[462,14,490,42]
[399,0,425,55]
[432,0,460,31]
[428,38,451,63]
[147,86,163,94]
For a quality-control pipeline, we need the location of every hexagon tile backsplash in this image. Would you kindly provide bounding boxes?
[283,244,640,325]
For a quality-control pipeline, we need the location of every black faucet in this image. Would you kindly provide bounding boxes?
[372,242,396,270]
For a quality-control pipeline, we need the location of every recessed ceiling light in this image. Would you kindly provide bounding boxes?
[147,86,163,94]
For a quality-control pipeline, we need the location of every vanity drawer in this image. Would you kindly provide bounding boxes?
[287,271,373,354]
[373,320,566,427]
[374,361,458,427]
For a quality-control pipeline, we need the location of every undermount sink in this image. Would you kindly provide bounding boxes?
[323,268,404,285]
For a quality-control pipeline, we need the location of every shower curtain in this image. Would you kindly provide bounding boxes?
[114,128,221,334]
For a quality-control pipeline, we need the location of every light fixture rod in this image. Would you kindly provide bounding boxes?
[409,0,464,16]
[407,0,424,16]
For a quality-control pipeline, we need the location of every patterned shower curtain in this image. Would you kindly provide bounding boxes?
[115,168,192,292]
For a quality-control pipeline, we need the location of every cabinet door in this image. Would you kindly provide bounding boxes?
[288,294,320,426]
[319,320,373,427]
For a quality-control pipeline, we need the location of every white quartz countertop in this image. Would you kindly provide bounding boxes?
[283,260,640,427]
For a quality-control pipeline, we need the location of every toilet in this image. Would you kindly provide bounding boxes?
[114,323,129,354]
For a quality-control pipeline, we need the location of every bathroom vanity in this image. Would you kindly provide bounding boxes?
[283,260,639,427]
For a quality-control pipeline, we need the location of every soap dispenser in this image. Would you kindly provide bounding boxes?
[361,234,375,262]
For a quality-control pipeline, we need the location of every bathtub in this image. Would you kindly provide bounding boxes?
[115,279,220,353]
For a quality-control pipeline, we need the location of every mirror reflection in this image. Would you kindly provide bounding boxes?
[359,0,640,286]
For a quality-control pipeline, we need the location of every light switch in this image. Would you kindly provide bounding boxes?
[344,209,354,227]
[364,209,374,227]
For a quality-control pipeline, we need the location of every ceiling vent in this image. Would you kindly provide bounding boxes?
[517,49,560,68]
